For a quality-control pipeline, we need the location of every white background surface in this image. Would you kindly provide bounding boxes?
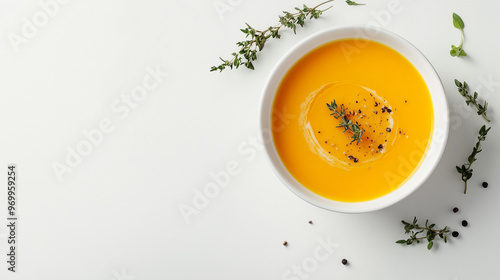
[0,0,499,279]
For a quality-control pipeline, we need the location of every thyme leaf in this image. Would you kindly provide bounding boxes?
[346,0,365,5]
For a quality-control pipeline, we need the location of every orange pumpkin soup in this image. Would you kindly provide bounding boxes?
[272,39,433,202]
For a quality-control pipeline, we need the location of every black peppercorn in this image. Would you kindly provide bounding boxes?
[283,241,288,246]
[341,259,348,265]
[482,182,488,188]
[386,128,391,132]
[452,207,459,213]
[462,220,468,227]
[452,231,459,237]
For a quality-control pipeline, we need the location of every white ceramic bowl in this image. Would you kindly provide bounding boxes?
[260,26,449,213]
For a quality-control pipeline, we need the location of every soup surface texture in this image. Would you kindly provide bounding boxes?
[272,39,433,202]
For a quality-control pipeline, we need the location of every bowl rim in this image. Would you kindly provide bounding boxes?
[259,25,449,213]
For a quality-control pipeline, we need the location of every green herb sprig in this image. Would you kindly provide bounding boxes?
[455,79,491,122]
[396,217,450,250]
[456,125,491,194]
[326,100,364,144]
[450,13,466,57]
[210,1,336,72]
[345,0,365,5]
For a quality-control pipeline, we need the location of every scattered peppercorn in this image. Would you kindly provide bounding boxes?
[308,221,313,224]
[353,158,359,163]
[462,220,468,227]
[283,241,288,246]
[386,128,392,132]
[482,182,489,188]
[452,231,459,237]
[341,259,348,265]
[452,207,459,213]
[378,144,383,149]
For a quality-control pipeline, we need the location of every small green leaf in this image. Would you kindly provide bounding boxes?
[396,240,407,244]
[427,241,434,250]
[450,14,466,58]
[346,0,365,5]
[453,13,465,30]
[468,154,475,164]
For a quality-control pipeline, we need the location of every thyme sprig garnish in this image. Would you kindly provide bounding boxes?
[210,0,336,72]
[327,100,364,144]
[456,125,491,194]
[455,79,491,122]
[396,217,450,250]
[450,13,466,57]
[454,79,492,193]
[345,0,365,5]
